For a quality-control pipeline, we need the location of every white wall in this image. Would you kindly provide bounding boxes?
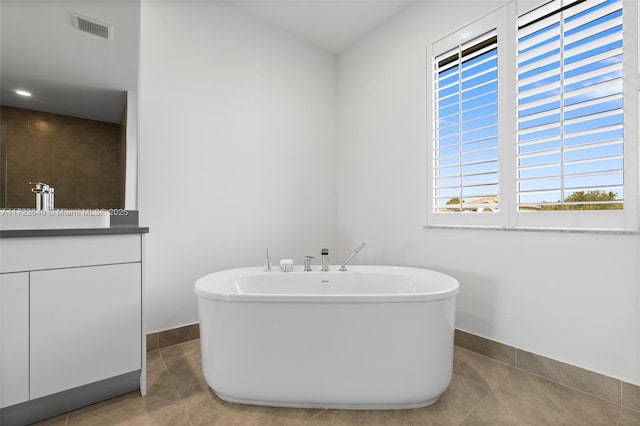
[137,0,640,385]
[139,1,337,332]
[337,1,640,384]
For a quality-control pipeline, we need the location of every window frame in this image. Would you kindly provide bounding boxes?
[427,9,508,228]
[425,0,638,230]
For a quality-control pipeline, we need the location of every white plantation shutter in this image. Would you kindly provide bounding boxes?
[432,32,499,213]
[427,0,637,229]
[516,0,625,211]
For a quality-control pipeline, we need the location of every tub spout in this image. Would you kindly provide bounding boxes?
[321,248,329,272]
[264,248,272,271]
[339,241,366,271]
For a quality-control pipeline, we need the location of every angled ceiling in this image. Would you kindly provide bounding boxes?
[0,0,424,122]
[0,0,138,123]
[226,0,415,53]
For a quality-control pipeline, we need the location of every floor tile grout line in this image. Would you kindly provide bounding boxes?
[457,394,492,425]
[156,346,184,407]
[615,404,623,426]
[624,404,640,414]
[156,348,171,377]
[514,366,624,409]
[493,362,516,391]
[298,408,325,419]
[456,368,518,425]
[311,411,327,426]
[454,349,516,421]
[155,348,195,426]
[309,409,327,419]
[297,408,311,419]
[456,379,503,425]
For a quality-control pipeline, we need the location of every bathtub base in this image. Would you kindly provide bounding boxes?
[213,390,440,410]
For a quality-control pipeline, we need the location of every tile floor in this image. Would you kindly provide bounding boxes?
[36,339,640,425]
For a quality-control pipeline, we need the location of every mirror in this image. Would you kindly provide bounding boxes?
[0,0,139,209]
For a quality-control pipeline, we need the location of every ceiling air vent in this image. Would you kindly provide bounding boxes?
[71,12,113,40]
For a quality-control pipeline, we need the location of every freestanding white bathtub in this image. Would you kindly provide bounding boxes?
[194,265,459,410]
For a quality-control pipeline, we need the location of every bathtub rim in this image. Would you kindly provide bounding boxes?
[194,265,459,303]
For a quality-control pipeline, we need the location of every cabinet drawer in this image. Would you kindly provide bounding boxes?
[0,235,141,273]
[30,263,142,398]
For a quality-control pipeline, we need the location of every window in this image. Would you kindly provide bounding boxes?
[517,0,624,211]
[433,33,499,213]
[427,0,638,230]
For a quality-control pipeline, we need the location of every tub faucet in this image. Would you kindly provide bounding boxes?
[264,248,272,271]
[303,256,314,272]
[339,241,366,271]
[30,182,55,211]
[321,248,329,271]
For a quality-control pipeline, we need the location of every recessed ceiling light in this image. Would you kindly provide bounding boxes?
[15,90,32,97]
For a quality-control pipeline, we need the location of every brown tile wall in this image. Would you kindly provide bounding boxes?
[0,106,125,209]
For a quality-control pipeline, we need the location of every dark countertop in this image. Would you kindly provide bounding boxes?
[0,210,148,238]
[0,225,149,238]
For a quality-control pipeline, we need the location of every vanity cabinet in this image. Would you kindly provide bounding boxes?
[0,272,29,408]
[30,263,141,399]
[0,233,146,423]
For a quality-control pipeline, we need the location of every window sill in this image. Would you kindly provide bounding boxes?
[423,225,640,236]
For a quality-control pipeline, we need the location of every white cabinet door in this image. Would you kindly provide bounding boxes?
[0,272,29,408]
[30,263,141,399]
